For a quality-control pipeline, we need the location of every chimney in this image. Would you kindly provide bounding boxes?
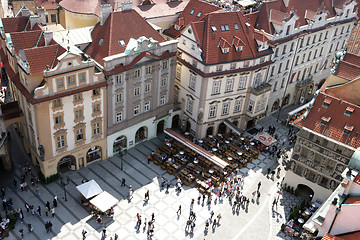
[21,8,30,17]
[36,7,47,25]
[122,1,133,11]
[100,4,112,26]
[44,31,53,46]
[283,0,289,8]
[29,16,41,29]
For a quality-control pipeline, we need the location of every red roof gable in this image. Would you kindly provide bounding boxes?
[1,16,31,34]
[189,11,269,64]
[85,9,165,66]
[10,30,56,54]
[256,0,340,35]
[166,0,221,38]
[23,44,66,74]
[294,91,360,149]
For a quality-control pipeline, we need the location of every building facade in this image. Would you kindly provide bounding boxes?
[254,0,357,116]
[0,14,107,177]
[175,10,272,138]
[84,4,178,156]
[347,20,360,55]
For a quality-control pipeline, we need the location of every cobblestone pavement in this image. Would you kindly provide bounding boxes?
[0,113,306,240]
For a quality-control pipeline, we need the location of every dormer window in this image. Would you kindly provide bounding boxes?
[211,26,217,32]
[343,124,354,135]
[99,39,104,45]
[118,40,125,46]
[236,46,243,52]
[190,9,195,15]
[320,116,331,126]
[234,24,239,30]
[322,98,331,108]
[196,12,202,18]
[222,48,229,54]
[344,106,354,116]
[220,25,229,31]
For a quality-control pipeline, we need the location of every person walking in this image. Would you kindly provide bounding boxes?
[19,228,24,239]
[37,206,41,216]
[102,227,106,237]
[48,221,53,232]
[267,167,271,176]
[212,219,217,230]
[30,205,35,215]
[114,233,118,240]
[46,201,50,210]
[25,203,30,212]
[185,219,191,231]
[205,219,209,231]
[151,212,155,222]
[82,229,87,240]
[210,210,214,220]
[27,223,33,232]
[166,181,170,192]
[217,213,222,224]
[51,207,55,217]
[277,167,281,177]
[177,205,181,215]
[45,222,49,233]
[190,198,194,209]
[257,181,261,191]
[44,206,49,216]
[146,190,150,201]
[121,178,126,186]
[53,198,57,208]
[35,186,40,196]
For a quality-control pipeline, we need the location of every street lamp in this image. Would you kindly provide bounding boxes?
[60,176,70,201]
[118,149,127,171]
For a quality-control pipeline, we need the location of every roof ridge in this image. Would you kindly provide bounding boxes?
[236,11,257,57]
[50,44,60,69]
[35,30,43,48]
[108,12,113,57]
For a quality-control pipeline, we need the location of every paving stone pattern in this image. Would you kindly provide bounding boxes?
[0,113,305,240]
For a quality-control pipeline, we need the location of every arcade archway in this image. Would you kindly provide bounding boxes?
[135,126,148,143]
[58,155,76,173]
[113,136,127,153]
[86,146,102,163]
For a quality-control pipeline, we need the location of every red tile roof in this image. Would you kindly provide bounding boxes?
[335,55,360,81]
[188,11,270,64]
[23,44,66,74]
[244,11,258,26]
[322,231,360,240]
[256,0,343,35]
[166,0,221,38]
[344,197,360,204]
[10,30,56,54]
[40,0,60,10]
[85,9,165,66]
[294,91,360,149]
[1,16,31,34]
[60,0,103,15]
[355,172,360,184]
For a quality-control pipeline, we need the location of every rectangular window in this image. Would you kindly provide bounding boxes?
[255,101,261,112]
[76,129,84,141]
[161,78,167,87]
[134,105,140,116]
[222,103,229,115]
[116,93,122,103]
[67,75,75,85]
[115,75,122,84]
[146,66,153,74]
[234,100,242,112]
[134,69,141,78]
[225,79,234,92]
[273,81,278,92]
[192,59,197,67]
[160,95,166,106]
[189,74,196,90]
[282,45,287,54]
[187,99,193,114]
[278,63,282,73]
[145,83,151,93]
[244,61,250,67]
[216,65,223,71]
[275,48,279,57]
[212,80,220,94]
[51,14,56,23]
[57,78,64,88]
[93,123,100,135]
[290,42,294,51]
[79,73,86,82]
[295,56,299,66]
[144,101,150,112]
[248,101,254,113]
[285,60,290,70]
[75,109,83,119]
[134,87,140,96]
[74,93,82,102]
[116,112,122,123]
[230,63,236,69]
[209,105,217,118]
[55,115,62,125]
[238,76,246,89]
[176,66,181,80]
[162,61,168,69]
[93,88,100,96]
[93,104,100,113]
[53,99,61,107]
[57,135,65,148]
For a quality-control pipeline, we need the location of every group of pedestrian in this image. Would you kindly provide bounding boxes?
[44,221,53,233]
[136,212,155,238]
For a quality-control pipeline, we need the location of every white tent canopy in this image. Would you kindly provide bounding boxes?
[90,191,118,212]
[76,180,103,199]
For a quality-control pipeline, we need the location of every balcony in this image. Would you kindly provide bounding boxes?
[249,82,271,96]
[296,75,313,89]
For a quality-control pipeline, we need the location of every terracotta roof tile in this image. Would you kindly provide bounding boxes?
[85,9,165,66]
[336,61,360,80]
[322,231,360,240]
[321,116,331,122]
[24,44,66,74]
[189,11,270,64]
[322,233,344,240]
[294,91,360,149]
[166,0,221,38]
[244,11,258,26]
[60,0,102,15]
[10,30,56,54]
[355,172,360,184]
[344,197,360,204]
[41,0,60,9]
[1,16,31,34]
[256,0,339,35]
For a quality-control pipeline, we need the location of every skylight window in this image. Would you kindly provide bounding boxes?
[220,25,229,32]
[118,40,125,46]
[99,39,104,45]
[234,24,239,30]
[190,9,195,15]
[197,12,202,18]
[211,26,217,32]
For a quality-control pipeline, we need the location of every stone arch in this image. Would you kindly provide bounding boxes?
[135,126,148,143]
[113,135,127,153]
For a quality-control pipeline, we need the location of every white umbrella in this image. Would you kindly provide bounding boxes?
[76,180,103,199]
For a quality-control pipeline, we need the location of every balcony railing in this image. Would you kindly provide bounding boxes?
[296,75,313,89]
[249,82,271,96]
